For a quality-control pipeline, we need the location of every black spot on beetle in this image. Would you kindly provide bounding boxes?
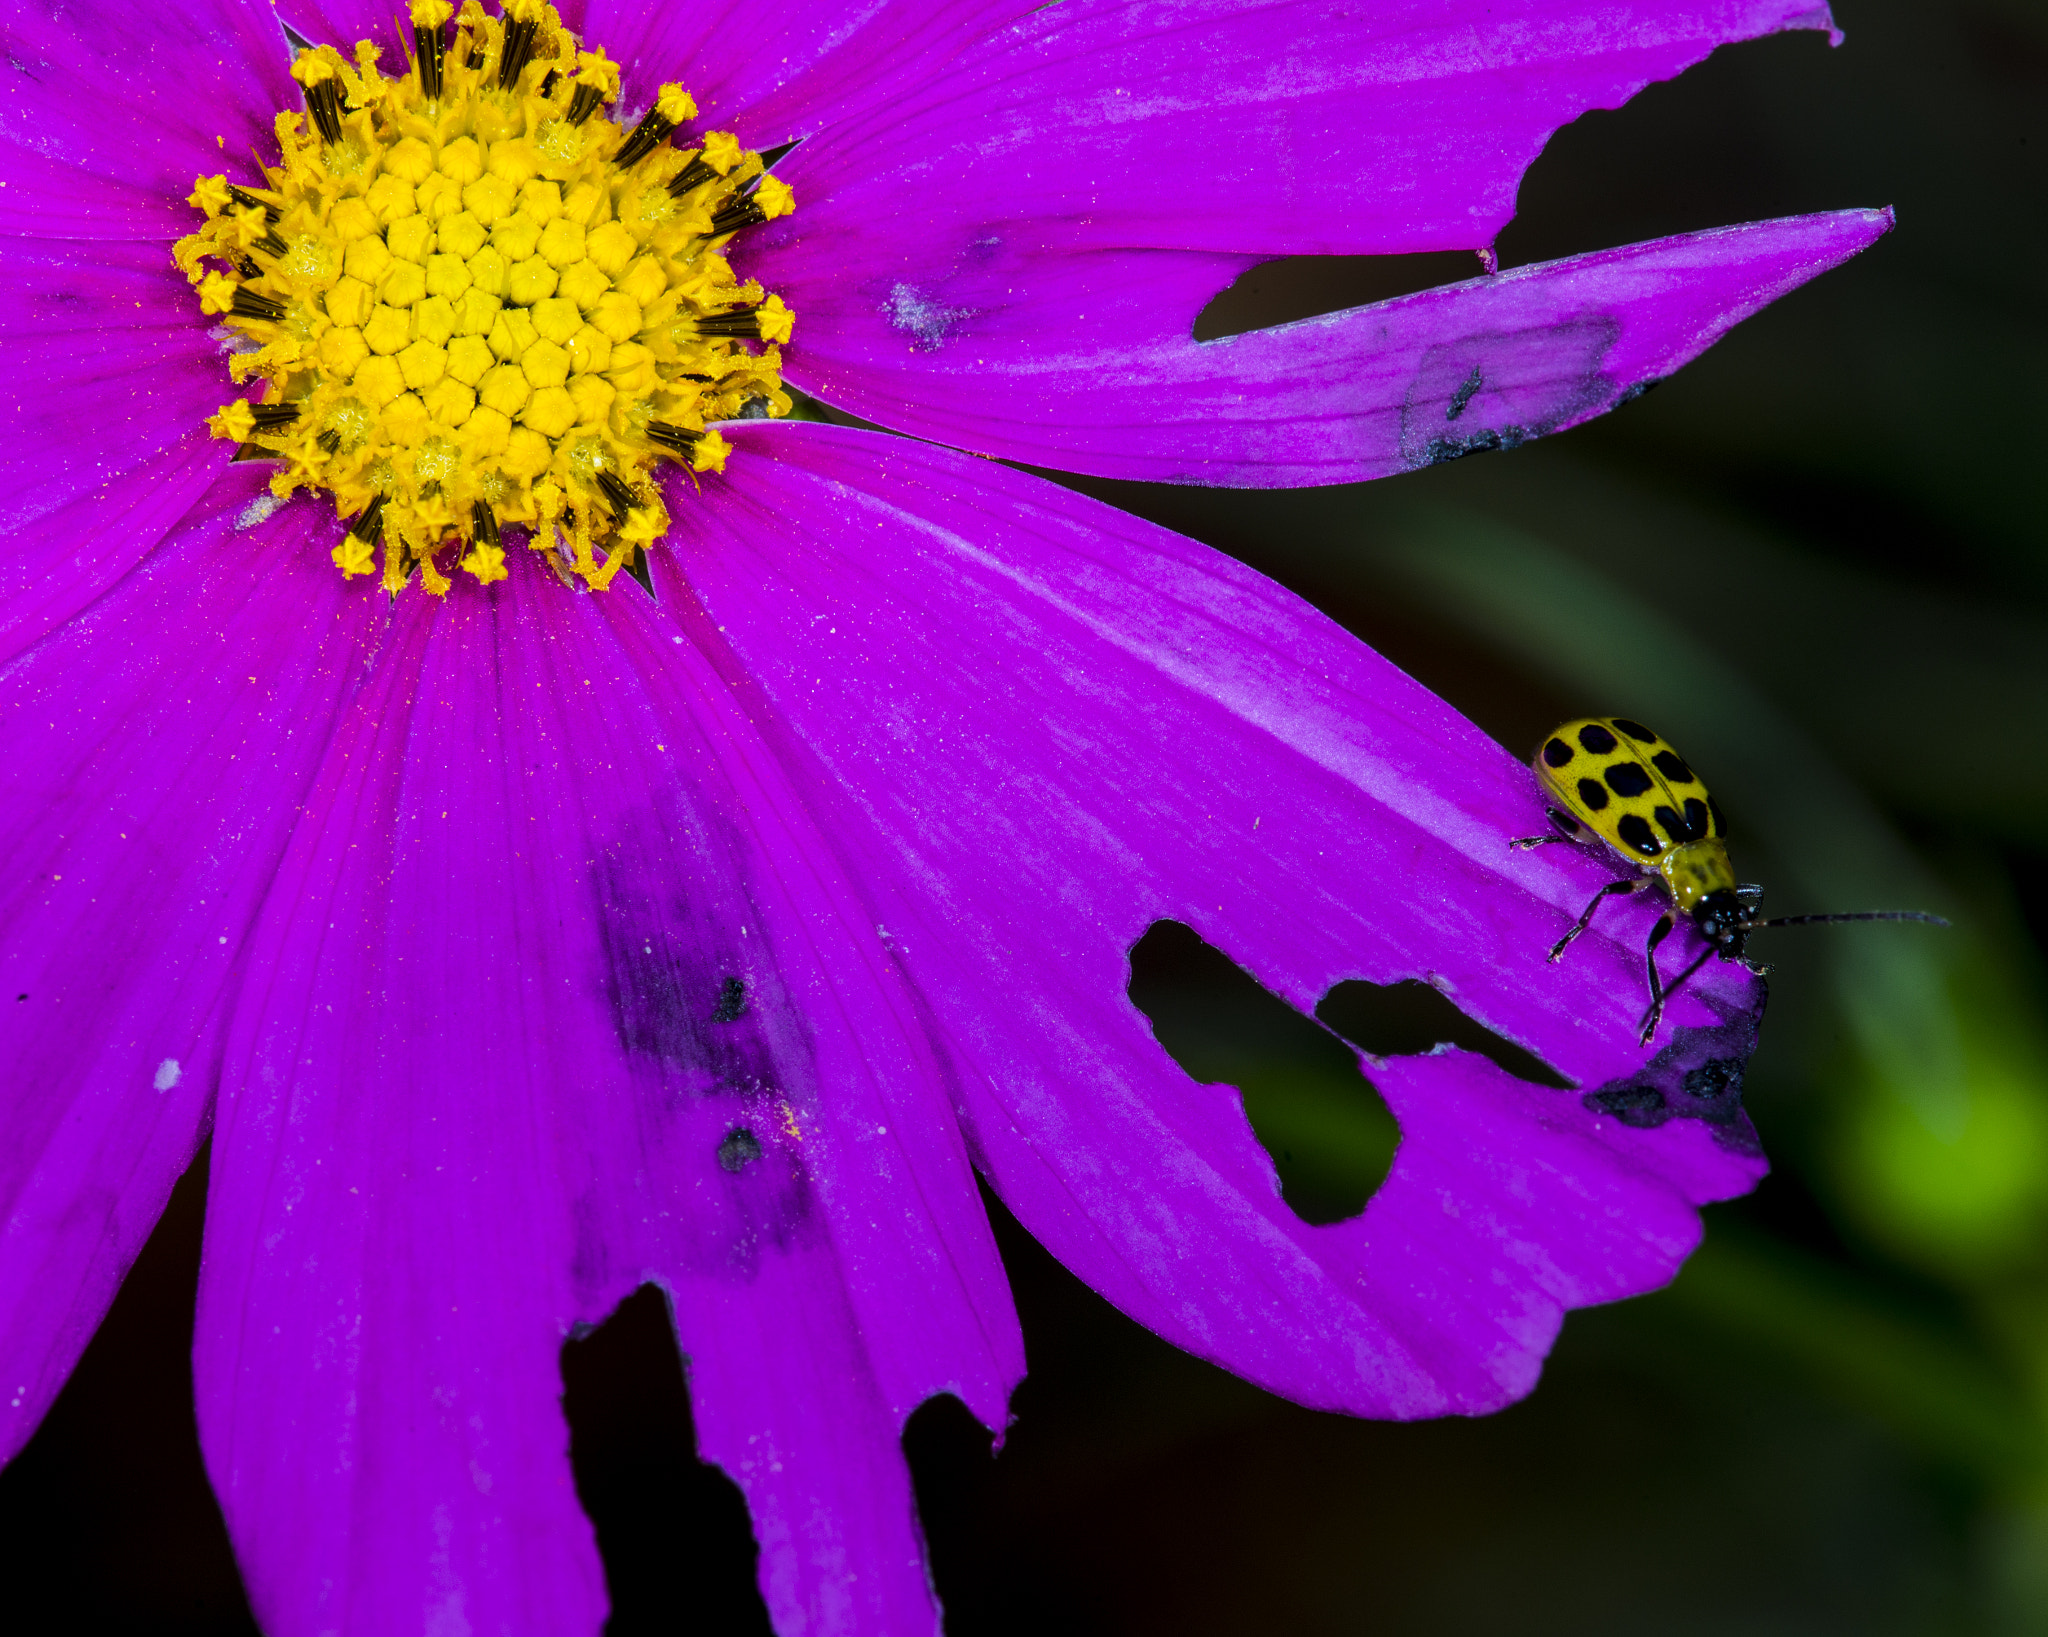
[1577,777,1611,811]
[1446,366,1484,421]
[712,976,747,1022]
[1605,761,1654,798]
[1651,749,1694,784]
[1683,797,1710,838]
[1616,813,1661,855]
[1542,737,1575,768]
[1614,719,1658,743]
[1577,723,1618,755]
[1654,804,1704,844]
[1584,985,1765,1153]
[1709,795,1729,837]
[716,1127,763,1173]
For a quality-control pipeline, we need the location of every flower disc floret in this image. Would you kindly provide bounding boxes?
[178,0,797,594]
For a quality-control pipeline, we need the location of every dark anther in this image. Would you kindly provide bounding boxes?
[471,498,499,547]
[465,42,485,69]
[413,21,445,100]
[707,193,769,238]
[692,307,764,340]
[227,185,281,225]
[348,495,386,544]
[666,156,715,198]
[235,256,260,279]
[595,470,637,521]
[539,69,559,98]
[566,82,605,125]
[251,403,300,432]
[229,286,286,322]
[317,429,342,455]
[496,14,539,90]
[614,108,679,169]
[304,78,345,145]
[645,420,703,456]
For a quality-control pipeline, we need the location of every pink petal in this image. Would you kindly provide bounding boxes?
[666,422,1768,1416]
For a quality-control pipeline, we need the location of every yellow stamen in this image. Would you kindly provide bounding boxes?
[179,0,794,595]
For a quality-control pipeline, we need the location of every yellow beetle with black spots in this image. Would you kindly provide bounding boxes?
[1513,717,1946,1046]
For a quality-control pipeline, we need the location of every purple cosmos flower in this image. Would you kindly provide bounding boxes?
[0,0,1884,1630]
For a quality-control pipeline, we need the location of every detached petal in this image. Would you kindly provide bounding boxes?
[670,423,1767,1417]
[788,212,1891,484]
[753,0,1844,462]
[0,487,384,1466]
[197,549,1018,1636]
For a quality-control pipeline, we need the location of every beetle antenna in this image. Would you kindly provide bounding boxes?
[1747,911,1950,931]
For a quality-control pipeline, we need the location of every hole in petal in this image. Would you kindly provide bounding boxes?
[1127,921,1400,1225]
[1193,251,1485,342]
[1316,980,1572,1090]
[562,1284,772,1635]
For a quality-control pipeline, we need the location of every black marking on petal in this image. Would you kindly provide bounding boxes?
[1584,984,1764,1150]
[1576,777,1611,811]
[1445,366,1483,421]
[716,1126,762,1173]
[1616,813,1660,856]
[1605,761,1653,798]
[1651,749,1694,784]
[1615,719,1658,743]
[712,976,747,1022]
[1577,722,1618,755]
[1399,319,1620,470]
[1542,736,1575,769]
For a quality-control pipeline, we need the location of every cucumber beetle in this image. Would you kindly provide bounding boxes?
[1512,717,1946,1046]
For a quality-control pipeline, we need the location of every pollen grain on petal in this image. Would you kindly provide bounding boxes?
[177,1,795,595]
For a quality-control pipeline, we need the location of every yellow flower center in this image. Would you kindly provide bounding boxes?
[177,0,796,594]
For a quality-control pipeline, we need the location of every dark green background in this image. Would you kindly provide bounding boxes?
[5,0,2044,1630]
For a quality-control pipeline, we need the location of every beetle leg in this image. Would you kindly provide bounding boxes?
[1548,877,1650,962]
[1640,940,1719,1046]
[1634,913,1678,1044]
[1512,807,1584,850]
